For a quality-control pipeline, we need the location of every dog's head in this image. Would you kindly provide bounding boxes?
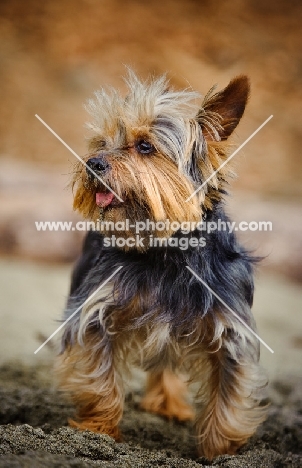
[72,71,249,250]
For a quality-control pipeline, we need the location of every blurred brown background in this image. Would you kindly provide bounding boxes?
[0,0,301,372]
[0,0,302,275]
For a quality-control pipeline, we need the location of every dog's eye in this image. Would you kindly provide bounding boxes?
[136,140,155,154]
[98,140,106,148]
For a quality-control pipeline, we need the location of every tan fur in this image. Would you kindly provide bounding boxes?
[57,297,267,460]
[71,73,245,251]
[55,338,124,441]
[194,351,267,460]
[73,151,202,246]
[141,369,194,421]
[190,318,267,460]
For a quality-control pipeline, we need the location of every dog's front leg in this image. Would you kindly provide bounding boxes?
[56,330,124,441]
[194,331,267,460]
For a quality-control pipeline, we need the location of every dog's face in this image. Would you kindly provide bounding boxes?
[72,71,249,249]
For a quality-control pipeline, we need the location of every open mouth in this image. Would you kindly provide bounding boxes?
[86,176,123,209]
[95,186,124,209]
[95,191,116,208]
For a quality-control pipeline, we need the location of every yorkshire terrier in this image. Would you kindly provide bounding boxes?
[56,71,267,460]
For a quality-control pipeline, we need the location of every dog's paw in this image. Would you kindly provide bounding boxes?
[140,395,195,422]
[68,418,122,441]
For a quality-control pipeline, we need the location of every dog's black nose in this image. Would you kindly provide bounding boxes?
[86,157,110,174]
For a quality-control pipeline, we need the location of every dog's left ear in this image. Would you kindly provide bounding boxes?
[198,75,250,141]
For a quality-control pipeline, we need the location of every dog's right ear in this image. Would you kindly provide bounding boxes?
[197,76,250,141]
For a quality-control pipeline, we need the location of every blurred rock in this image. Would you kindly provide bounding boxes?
[0,158,83,263]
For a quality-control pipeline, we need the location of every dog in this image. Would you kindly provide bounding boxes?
[56,71,267,460]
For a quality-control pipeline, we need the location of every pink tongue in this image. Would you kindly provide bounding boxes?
[96,192,115,207]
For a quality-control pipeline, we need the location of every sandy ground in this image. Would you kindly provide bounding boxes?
[0,259,301,467]
[0,363,301,468]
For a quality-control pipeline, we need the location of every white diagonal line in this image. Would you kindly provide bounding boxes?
[186,266,274,354]
[34,266,123,354]
[35,114,123,203]
[186,115,273,202]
